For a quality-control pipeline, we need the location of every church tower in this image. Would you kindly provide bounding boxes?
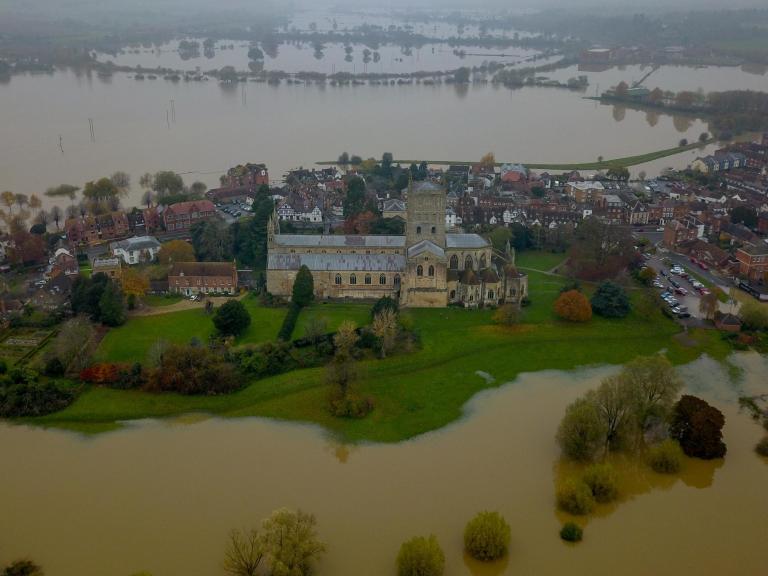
[406,180,446,248]
[267,206,279,249]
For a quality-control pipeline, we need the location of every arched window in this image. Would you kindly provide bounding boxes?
[428,265,435,277]
[350,274,357,285]
[450,290,456,299]
[510,288,516,296]
[469,294,474,302]
[365,274,372,285]
[450,255,459,269]
[431,226,436,234]
[335,274,342,285]
[480,254,487,269]
[416,225,422,235]
[394,275,401,287]
[417,265,423,276]
[379,274,386,285]
[465,255,474,270]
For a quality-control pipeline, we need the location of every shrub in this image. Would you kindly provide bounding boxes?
[145,345,240,395]
[371,296,399,319]
[213,299,252,337]
[559,522,583,542]
[0,359,7,374]
[463,511,511,561]
[234,341,295,378]
[43,356,65,377]
[328,388,374,418]
[590,281,630,318]
[557,397,606,461]
[396,535,444,576]
[755,436,768,457]
[554,290,592,322]
[2,559,44,576]
[0,381,75,417]
[492,304,520,326]
[581,463,619,503]
[647,439,684,473]
[556,480,595,515]
[669,395,727,459]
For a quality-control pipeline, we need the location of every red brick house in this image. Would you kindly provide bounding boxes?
[663,219,697,248]
[65,211,130,246]
[162,200,216,232]
[736,245,768,282]
[168,262,238,295]
[51,248,79,277]
[223,163,269,190]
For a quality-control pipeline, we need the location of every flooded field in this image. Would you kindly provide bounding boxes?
[0,70,715,210]
[1,353,766,575]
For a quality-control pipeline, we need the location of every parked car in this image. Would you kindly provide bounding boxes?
[669,279,680,288]
[700,288,711,296]
[660,270,668,277]
[675,287,688,295]
[677,312,691,319]
[699,262,709,271]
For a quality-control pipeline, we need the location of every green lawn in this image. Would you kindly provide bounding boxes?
[294,303,371,338]
[95,297,286,363]
[39,273,732,442]
[516,251,568,272]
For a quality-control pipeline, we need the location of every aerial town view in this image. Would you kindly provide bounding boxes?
[1,0,768,574]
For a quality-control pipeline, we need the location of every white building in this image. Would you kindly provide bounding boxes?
[110,236,161,265]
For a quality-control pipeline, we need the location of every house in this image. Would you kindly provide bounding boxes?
[691,153,748,174]
[714,313,742,333]
[168,261,238,296]
[663,219,698,248]
[162,200,217,232]
[92,256,122,281]
[222,163,269,191]
[110,236,162,265]
[206,186,252,205]
[565,181,604,204]
[50,248,78,277]
[382,199,407,220]
[735,244,768,282]
[65,211,130,246]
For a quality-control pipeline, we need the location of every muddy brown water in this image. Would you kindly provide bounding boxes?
[1,353,766,575]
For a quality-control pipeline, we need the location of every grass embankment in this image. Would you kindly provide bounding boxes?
[36,255,731,442]
[316,141,711,172]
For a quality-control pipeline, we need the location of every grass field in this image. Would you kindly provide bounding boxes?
[294,303,371,337]
[516,251,568,272]
[37,264,732,442]
[96,296,286,363]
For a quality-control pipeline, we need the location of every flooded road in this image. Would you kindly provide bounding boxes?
[1,353,766,575]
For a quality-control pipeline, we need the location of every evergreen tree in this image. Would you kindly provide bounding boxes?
[292,265,315,307]
[98,281,126,327]
[590,281,631,318]
[213,300,251,337]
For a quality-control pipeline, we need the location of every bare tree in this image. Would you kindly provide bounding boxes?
[52,316,96,373]
[50,206,63,229]
[371,309,398,358]
[223,529,263,576]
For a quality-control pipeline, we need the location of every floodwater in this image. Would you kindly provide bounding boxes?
[0,353,766,575]
[94,39,542,75]
[0,70,715,210]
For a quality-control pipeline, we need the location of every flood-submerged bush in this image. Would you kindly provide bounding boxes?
[647,439,685,473]
[756,437,768,457]
[397,535,444,576]
[581,463,619,503]
[556,479,595,515]
[559,522,583,542]
[463,511,511,562]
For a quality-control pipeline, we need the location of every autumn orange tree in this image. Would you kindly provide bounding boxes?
[158,239,196,264]
[122,268,150,297]
[479,152,496,171]
[554,290,592,322]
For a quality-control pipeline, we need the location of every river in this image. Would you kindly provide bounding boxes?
[1,353,766,575]
[0,69,719,211]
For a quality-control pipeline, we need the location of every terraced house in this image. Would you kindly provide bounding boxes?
[267,181,527,308]
[162,200,216,232]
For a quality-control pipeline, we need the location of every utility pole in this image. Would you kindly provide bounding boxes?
[59,135,64,154]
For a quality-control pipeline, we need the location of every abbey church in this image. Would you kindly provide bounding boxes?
[266,181,527,307]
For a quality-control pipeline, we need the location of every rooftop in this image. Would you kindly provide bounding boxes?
[446,234,489,249]
[169,262,236,277]
[268,253,405,272]
[275,234,406,248]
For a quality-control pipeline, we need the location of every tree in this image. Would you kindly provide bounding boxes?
[213,300,251,337]
[614,81,629,97]
[152,171,185,197]
[45,184,79,199]
[554,290,592,322]
[647,439,684,473]
[224,529,263,576]
[259,509,325,576]
[8,231,46,265]
[556,479,595,515]
[292,265,315,307]
[191,220,233,261]
[338,152,350,165]
[343,176,367,218]
[488,226,512,252]
[669,395,726,459]
[158,240,196,265]
[147,344,240,394]
[372,308,398,358]
[589,375,634,451]
[110,171,131,192]
[699,131,709,143]
[83,177,119,201]
[740,301,768,331]
[99,281,126,326]
[679,138,689,147]
[582,463,619,503]
[699,292,718,321]
[637,267,656,286]
[2,560,44,576]
[463,511,510,561]
[590,281,630,318]
[1,191,15,214]
[621,355,682,431]
[492,304,520,326]
[568,217,635,280]
[557,397,606,461]
[190,181,207,197]
[372,296,399,319]
[397,535,444,576]
[479,152,496,171]
[730,205,757,228]
[50,206,62,229]
[122,268,150,298]
[606,166,630,181]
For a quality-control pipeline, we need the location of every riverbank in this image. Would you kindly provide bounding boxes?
[30,260,733,441]
[316,140,714,171]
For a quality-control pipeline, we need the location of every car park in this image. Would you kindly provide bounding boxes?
[677,312,691,319]
[660,270,667,277]
[675,287,688,295]
[669,279,680,288]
